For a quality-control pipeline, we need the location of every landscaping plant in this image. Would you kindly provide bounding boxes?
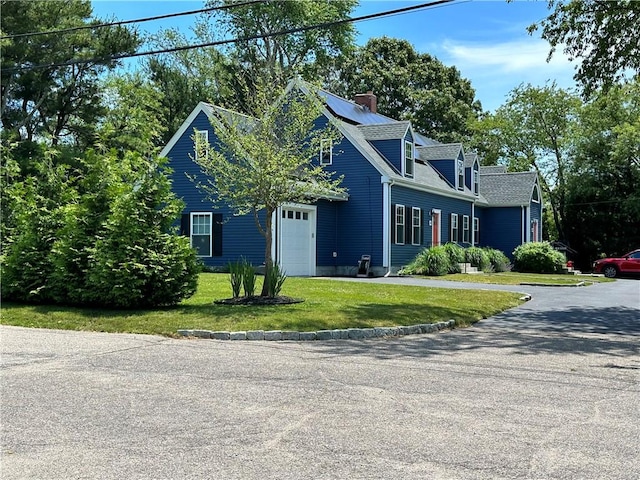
[512,241,566,273]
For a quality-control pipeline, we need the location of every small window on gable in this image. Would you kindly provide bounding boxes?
[457,159,464,191]
[532,184,540,203]
[404,140,414,178]
[450,213,459,243]
[463,215,470,243]
[194,129,208,160]
[320,138,332,166]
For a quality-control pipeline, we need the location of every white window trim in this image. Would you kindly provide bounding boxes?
[411,207,421,245]
[473,169,479,196]
[463,215,470,243]
[473,217,480,245]
[320,138,333,166]
[404,140,414,178]
[395,204,405,245]
[190,212,213,257]
[194,129,208,160]
[457,159,464,191]
[451,213,459,243]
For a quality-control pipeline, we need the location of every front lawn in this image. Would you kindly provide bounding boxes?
[0,274,524,336]
[418,272,614,285]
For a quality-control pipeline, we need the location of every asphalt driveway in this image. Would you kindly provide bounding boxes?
[1,278,639,479]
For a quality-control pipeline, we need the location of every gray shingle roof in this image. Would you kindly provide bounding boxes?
[479,171,538,206]
[416,143,463,161]
[479,165,507,174]
[464,152,478,168]
[357,122,411,141]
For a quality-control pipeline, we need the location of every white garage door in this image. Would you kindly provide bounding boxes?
[279,207,315,276]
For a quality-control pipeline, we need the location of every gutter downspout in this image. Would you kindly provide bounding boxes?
[382,176,394,276]
[471,201,475,247]
[521,206,525,245]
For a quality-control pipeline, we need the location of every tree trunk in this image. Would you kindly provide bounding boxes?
[260,207,274,296]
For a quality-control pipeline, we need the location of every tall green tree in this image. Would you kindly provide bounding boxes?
[564,80,640,266]
[470,83,582,241]
[193,84,345,296]
[0,0,139,145]
[530,0,640,97]
[148,0,357,130]
[325,37,482,143]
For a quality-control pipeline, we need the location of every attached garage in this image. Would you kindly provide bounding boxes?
[275,205,316,276]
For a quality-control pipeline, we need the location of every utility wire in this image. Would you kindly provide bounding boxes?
[0,0,265,40]
[3,0,458,73]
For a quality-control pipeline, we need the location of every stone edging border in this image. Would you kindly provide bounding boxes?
[178,320,456,342]
[177,295,532,342]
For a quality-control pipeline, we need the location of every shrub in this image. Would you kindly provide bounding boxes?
[483,247,511,272]
[403,246,451,276]
[442,242,465,273]
[465,246,491,271]
[513,241,565,273]
[228,260,243,298]
[264,262,287,297]
[241,258,257,297]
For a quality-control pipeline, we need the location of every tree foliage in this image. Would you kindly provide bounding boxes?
[1,148,199,307]
[470,83,582,241]
[0,0,140,145]
[325,37,482,143]
[193,84,345,295]
[530,0,640,97]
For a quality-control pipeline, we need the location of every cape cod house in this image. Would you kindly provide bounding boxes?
[160,79,542,276]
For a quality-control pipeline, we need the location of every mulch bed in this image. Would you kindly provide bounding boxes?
[214,295,304,306]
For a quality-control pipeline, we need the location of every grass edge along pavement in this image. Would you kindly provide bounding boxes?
[415,272,614,286]
[0,274,525,337]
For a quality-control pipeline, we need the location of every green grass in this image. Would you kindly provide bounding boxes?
[419,272,614,285]
[0,274,524,336]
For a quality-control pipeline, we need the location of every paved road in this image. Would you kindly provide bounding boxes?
[1,279,639,479]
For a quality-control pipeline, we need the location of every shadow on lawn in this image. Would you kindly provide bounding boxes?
[311,305,640,360]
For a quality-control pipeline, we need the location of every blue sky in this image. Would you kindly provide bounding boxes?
[91,0,579,112]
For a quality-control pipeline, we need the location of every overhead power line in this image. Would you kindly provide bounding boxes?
[3,0,458,73]
[0,0,265,40]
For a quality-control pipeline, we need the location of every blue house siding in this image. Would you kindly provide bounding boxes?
[428,159,455,187]
[370,139,402,173]
[479,206,523,258]
[390,185,473,266]
[328,137,385,269]
[167,110,266,268]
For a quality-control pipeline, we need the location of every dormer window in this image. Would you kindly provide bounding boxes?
[457,159,464,190]
[473,169,479,195]
[404,140,414,178]
[320,138,332,166]
[194,129,208,160]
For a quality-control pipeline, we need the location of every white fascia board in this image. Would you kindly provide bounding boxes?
[159,102,213,158]
[392,176,476,202]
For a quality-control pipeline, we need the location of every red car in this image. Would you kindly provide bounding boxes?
[593,249,640,278]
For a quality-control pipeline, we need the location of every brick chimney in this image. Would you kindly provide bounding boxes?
[354,91,377,113]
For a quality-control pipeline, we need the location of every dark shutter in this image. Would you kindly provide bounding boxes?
[391,204,396,243]
[213,213,223,256]
[405,206,412,245]
[180,213,190,237]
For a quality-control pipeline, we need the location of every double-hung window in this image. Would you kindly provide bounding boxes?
[463,215,470,243]
[457,159,464,190]
[412,207,421,245]
[320,139,332,166]
[191,212,212,256]
[194,130,208,160]
[404,141,414,178]
[451,213,459,242]
[473,169,479,195]
[473,217,479,245]
[395,205,405,245]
